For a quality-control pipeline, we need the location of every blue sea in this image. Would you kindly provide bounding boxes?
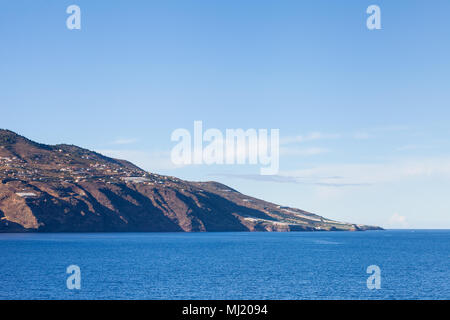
[0,230,448,300]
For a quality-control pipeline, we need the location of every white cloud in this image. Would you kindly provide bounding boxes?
[279,157,450,186]
[353,132,371,140]
[387,213,409,228]
[280,132,340,145]
[350,125,409,141]
[111,138,138,145]
[280,147,330,156]
[210,173,367,187]
[397,144,434,151]
[372,125,409,132]
[217,156,450,188]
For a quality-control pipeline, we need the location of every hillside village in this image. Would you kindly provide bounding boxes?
[0,153,164,184]
[0,130,215,211]
[0,139,183,190]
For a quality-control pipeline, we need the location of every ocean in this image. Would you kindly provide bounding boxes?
[0,230,448,300]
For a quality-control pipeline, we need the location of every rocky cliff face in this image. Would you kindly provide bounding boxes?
[0,129,382,232]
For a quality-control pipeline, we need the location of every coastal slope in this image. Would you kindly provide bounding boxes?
[0,129,382,232]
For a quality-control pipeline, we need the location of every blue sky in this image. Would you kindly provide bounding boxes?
[1,1,450,228]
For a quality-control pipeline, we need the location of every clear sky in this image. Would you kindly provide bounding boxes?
[1,0,450,228]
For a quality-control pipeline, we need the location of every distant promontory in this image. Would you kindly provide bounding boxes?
[0,129,382,232]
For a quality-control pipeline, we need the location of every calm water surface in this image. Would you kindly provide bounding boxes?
[0,230,448,299]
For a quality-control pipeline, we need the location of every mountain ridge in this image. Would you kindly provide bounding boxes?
[0,129,382,232]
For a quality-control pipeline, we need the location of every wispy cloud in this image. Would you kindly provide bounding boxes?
[352,132,371,140]
[110,138,138,145]
[212,156,450,187]
[96,149,184,171]
[280,157,450,185]
[280,147,330,156]
[210,173,369,187]
[209,173,299,183]
[396,144,434,151]
[280,126,409,146]
[351,125,410,140]
[280,132,340,145]
[279,126,410,151]
[372,125,409,132]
